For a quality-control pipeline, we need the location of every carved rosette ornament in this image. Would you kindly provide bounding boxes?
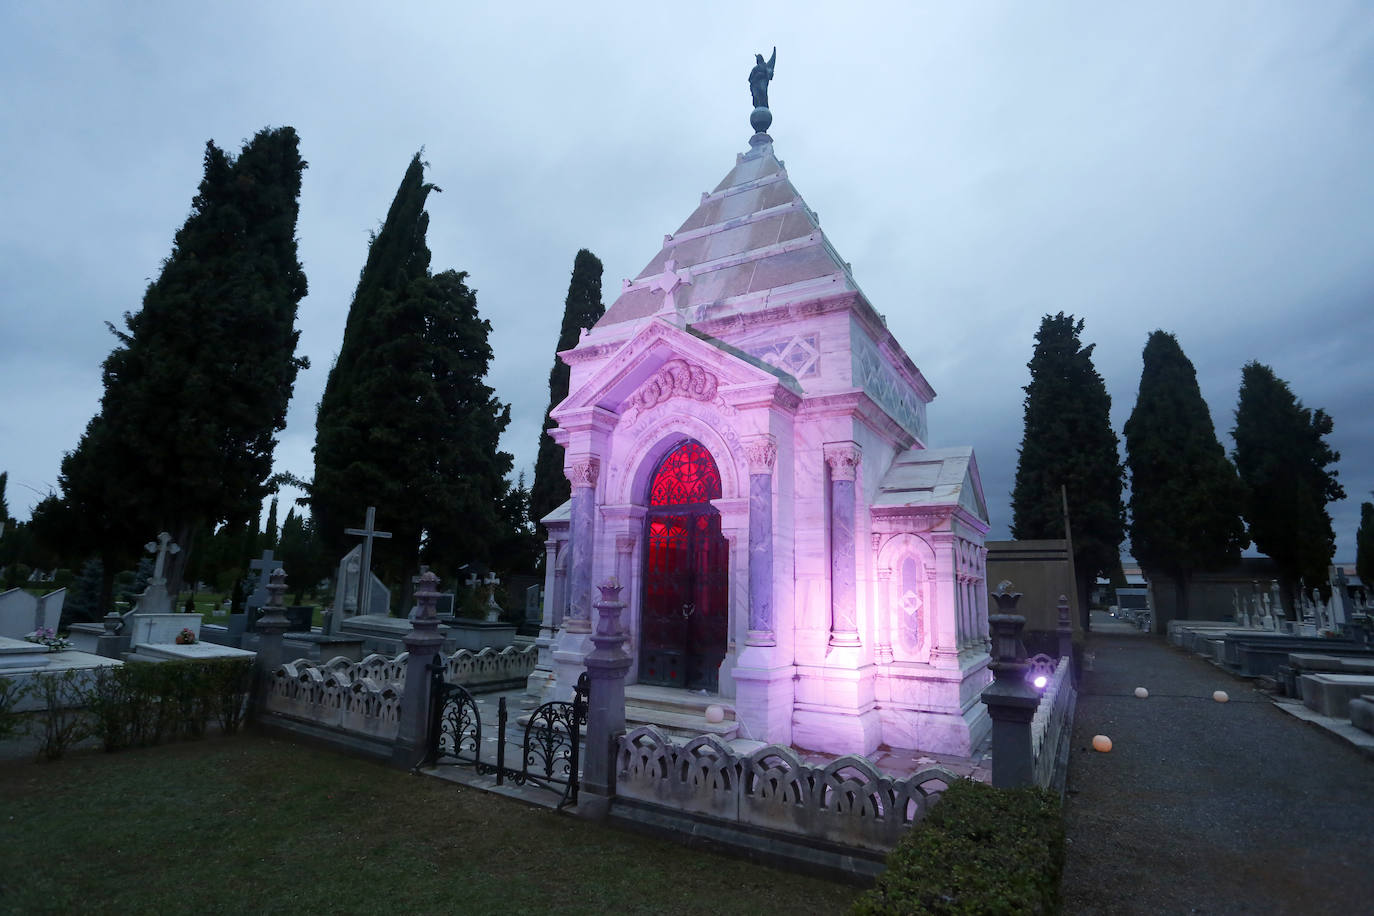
[743,436,778,474]
[823,443,861,481]
[629,359,719,412]
[567,458,600,489]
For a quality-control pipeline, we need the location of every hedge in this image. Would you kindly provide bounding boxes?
[853,779,1064,915]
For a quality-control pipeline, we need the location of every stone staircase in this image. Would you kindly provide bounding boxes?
[623,684,741,741]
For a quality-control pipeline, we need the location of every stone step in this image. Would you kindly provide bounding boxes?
[624,704,739,740]
[623,684,737,720]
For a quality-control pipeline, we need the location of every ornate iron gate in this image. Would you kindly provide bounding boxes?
[425,660,588,810]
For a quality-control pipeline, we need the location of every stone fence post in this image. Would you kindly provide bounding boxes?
[252,569,290,714]
[1056,594,1074,679]
[580,577,632,820]
[981,609,1039,789]
[394,570,445,768]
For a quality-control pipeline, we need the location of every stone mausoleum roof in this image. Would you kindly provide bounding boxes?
[596,133,861,329]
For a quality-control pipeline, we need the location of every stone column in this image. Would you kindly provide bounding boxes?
[824,443,861,649]
[253,569,290,713]
[580,578,632,821]
[873,533,893,664]
[981,612,1039,789]
[527,540,562,700]
[551,538,568,629]
[393,570,445,768]
[563,459,599,634]
[745,436,777,647]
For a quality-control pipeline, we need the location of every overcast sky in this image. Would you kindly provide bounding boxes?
[2,2,1371,562]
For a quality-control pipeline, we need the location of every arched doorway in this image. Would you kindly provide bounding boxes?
[640,440,730,691]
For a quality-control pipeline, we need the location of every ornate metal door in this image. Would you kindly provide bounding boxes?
[640,441,729,691]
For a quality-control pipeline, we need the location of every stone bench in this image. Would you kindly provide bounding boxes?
[1298,673,1374,718]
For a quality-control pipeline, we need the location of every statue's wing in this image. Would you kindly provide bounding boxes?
[768,47,777,73]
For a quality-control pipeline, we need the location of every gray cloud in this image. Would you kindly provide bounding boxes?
[2,2,1370,560]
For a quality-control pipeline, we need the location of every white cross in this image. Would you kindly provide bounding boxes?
[144,532,180,584]
[647,258,692,312]
[344,507,391,616]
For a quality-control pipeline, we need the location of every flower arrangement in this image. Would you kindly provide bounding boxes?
[175,627,197,645]
[24,626,72,652]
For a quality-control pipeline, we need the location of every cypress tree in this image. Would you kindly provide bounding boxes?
[1011,313,1125,627]
[529,250,604,537]
[50,127,308,606]
[263,496,280,550]
[1357,500,1374,592]
[1123,331,1248,623]
[312,153,514,601]
[1232,362,1344,606]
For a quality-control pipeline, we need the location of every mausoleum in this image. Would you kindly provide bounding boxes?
[531,76,991,757]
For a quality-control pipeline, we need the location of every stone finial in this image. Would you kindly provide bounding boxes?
[990,581,1023,613]
[593,577,626,639]
[413,569,441,621]
[267,569,288,608]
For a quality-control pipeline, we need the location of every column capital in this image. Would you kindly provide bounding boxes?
[823,442,862,481]
[743,435,778,474]
[615,533,636,555]
[567,457,600,488]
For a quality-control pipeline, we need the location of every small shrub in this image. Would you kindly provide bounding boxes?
[854,780,1064,916]
[82,659,255,750]
[0,676,30,740]
[30,669,92,761]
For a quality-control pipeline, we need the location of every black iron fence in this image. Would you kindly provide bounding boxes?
[425,659,588,810]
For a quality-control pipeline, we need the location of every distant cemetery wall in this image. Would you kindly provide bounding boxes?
[1147,557,1280,629]
[985,540,1081,636]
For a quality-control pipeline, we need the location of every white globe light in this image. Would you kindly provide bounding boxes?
[1213,690,1229,703]
[704,704,725,724]
[1033,675,1048,689]
[1134,687,1149,699]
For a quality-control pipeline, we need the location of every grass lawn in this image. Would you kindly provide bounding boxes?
[0,732,859,915]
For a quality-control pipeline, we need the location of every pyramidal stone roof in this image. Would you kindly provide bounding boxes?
[596,133,861,328]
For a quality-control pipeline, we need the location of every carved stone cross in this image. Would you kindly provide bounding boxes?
[344,507,392,617]
[144,532,180,584]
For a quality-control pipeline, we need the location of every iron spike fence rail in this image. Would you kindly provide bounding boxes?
[424,658,588,810]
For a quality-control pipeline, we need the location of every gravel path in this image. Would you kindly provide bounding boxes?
[1061,622,1373,915]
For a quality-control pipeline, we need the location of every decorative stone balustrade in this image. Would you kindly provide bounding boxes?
[262,645,538,742]
[616,725,958,852]
[1030,655,1075,790]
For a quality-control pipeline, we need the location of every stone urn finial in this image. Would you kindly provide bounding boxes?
[413,569,441,621]
[991,580,1023,613]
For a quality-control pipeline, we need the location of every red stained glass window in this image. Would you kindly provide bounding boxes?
[649,441,722,506]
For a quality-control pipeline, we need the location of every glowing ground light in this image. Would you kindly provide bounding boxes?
[1033,675,1048,689]
[1135,687,1149,698]
[1092,735,1113,752]
[1213,690,1229,703]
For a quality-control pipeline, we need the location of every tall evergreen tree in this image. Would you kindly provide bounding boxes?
[263,496,280,550]
[529,250,604,538]
[0,471,8,530]
[1232,362,1344,606]
[1011,313,1125,627]
[46,127,308,608]
[312,153,514,603]
[1123,331,1248,623]
[1357,499,1374,592]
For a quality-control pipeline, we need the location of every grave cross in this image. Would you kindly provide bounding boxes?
[248,549,277,607]
[144,532,180,584]
[345,506,391,617]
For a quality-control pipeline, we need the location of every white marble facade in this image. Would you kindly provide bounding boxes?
[531,132,991,757]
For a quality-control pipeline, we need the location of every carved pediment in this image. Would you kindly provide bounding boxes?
[627,358,719,412]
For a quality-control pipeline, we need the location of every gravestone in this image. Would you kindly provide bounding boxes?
[327,545,391,635]
[245,549,277,610]
[0,588,65,640]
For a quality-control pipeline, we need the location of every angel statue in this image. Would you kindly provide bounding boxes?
[749,47,777,109]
